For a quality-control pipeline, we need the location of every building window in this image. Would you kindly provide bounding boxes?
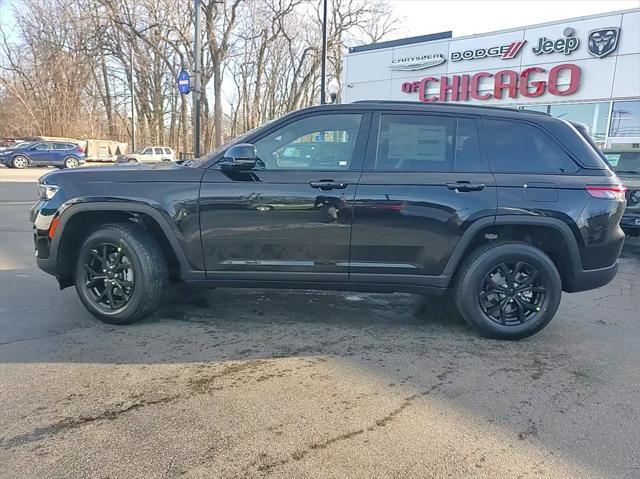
[549,103,609,142]
[609,101,640,138]
[520,105,549,113]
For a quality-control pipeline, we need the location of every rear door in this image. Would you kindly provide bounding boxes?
[199,111,370,282]
[349,111,497,285]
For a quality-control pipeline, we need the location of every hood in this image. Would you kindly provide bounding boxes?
[39,161,205,187]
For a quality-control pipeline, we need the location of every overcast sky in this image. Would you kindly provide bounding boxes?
[388,0,639,40]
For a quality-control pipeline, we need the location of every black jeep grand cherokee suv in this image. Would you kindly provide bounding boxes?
[31,101,626,339]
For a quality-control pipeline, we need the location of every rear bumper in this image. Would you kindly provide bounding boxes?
[565,262,619,293]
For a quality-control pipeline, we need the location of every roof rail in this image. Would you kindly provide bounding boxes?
[351,100,550,115]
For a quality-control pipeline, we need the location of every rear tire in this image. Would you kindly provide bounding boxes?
[63,156,80,168]
[74,223,168,324]
[454,242,562,340]
[11,155,28,169]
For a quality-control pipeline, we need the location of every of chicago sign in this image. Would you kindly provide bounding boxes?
[401,64,580,103]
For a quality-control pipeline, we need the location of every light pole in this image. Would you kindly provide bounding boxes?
[130,45,136,151]
[193,0,202,158]
[320,0,328,104]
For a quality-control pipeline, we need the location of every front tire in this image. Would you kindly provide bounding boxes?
[454,242,562,340]
[74,223,168,324]
[11,155,28,169]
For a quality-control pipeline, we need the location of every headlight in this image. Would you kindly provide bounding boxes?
[631,190,640,204]
[38,184,59,201]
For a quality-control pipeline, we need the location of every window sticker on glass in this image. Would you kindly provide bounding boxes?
[388,124,447,162]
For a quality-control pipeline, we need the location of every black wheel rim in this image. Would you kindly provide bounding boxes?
[82,242,135,311]
[478,261,546,326]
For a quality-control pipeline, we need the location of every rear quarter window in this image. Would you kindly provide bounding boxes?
[483,119,578,174]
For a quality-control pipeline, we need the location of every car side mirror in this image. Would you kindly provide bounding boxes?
[220,143,257,171]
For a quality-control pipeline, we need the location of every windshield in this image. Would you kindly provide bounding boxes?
[15,141,34,150]
[608,152,640,175]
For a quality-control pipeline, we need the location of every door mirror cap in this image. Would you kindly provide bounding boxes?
[221,143,257,171]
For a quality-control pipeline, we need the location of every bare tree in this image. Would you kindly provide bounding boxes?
[0,0,397,152]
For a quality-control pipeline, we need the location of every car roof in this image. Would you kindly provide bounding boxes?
[293,101,551,121]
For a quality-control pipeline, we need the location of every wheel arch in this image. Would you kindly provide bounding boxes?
[444,216,582,291]
[53,202,197,288]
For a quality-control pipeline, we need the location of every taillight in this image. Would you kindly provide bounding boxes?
[77,145,85,153]
[585,184,627,200]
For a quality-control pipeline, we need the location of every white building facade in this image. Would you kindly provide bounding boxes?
[342,9,640,151]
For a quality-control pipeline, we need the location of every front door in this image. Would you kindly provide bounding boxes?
[350,112,497,285]
[199,111,370,282]
[29,142,53,164]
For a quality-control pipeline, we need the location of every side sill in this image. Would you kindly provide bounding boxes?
[184,279,447,295]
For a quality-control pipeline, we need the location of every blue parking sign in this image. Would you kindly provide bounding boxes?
[177,69,191,94]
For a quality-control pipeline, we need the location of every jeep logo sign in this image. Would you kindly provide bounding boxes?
[532,35,579,55]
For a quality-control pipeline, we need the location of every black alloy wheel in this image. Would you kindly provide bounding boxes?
[454,242,562,339]
[478,261,546,326]
[82,242,135,311]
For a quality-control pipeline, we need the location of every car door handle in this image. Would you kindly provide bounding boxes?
[446,182,485,192]
[310,180,348,191]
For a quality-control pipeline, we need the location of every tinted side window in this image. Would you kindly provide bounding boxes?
[254,113,363,170]
[164,148,172,154]
[52,142,72,150]
[375,115,482,172]
[483,119,578,173]
[154,148,164,154]
[34,142,51,151]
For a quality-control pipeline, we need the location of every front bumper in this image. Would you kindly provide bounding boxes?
[30,198,63,279]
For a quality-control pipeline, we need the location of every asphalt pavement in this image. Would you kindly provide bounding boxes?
[1,166,639,479]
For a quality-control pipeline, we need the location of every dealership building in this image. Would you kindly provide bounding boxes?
[342,8,640,152]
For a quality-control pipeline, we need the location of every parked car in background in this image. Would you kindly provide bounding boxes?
[0,140,85,169]
[0,139,26,151]
[116,146,174,164]
[606,151,640,236]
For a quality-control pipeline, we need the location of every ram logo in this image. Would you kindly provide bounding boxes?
[587,27,620,58]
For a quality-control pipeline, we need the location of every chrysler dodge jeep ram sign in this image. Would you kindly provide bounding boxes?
[390,53,446,71]
[451,40,527,61]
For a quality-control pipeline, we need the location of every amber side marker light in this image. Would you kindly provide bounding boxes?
[585,184,627,201]
[48,217,60,240]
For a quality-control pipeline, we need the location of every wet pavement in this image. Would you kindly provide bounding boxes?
[1,168,639,478]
